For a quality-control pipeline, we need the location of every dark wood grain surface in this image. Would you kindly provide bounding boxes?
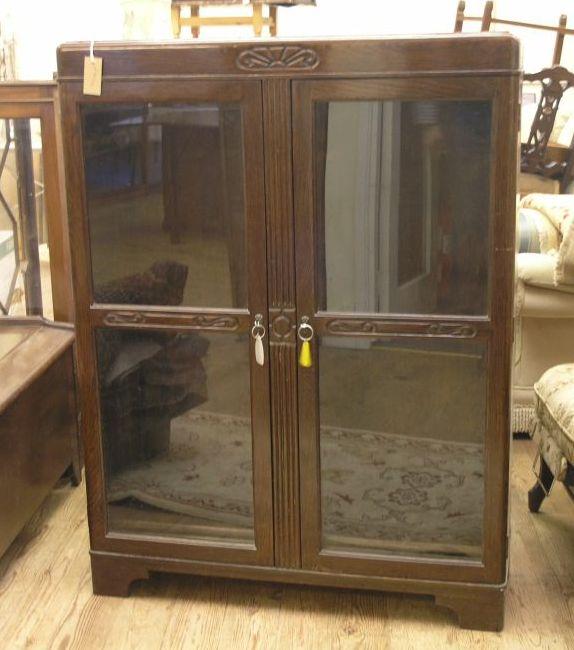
[57,34,519,80]
[0,318,79,558]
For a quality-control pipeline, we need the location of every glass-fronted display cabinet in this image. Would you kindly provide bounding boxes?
[58,34,519,631]
[0,82,73,322]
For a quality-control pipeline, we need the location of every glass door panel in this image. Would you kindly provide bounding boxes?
[0,118,54,318]
[77,81,272,564]
[82,103,247,310]
[294,78,500,580]
[314,99,492,317]
[97,328,256,544]
[319,336,487,560]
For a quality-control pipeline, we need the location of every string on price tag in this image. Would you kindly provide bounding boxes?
[83,40,102,96]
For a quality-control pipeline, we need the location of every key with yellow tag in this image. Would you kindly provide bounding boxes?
[299,340,312,368]
[298,317,314,368]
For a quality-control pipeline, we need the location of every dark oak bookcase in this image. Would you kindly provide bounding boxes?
[57,34,519,630]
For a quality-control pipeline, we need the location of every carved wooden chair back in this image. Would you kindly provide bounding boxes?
[521,66,574,190]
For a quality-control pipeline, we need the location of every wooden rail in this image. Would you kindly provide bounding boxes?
[454,1,571,64]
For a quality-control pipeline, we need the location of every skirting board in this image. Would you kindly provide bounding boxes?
[90,550,507,632]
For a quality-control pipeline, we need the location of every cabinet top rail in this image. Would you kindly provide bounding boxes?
[57,34,520,81]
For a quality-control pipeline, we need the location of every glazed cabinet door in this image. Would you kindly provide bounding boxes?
[292,77,517,582]
[63,80,274,565]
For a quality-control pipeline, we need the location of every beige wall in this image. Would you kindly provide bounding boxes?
[3,2,574,149]
[2,1,574,80]
[495,0,574,72]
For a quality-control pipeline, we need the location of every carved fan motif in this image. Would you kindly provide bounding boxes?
[237,46,319,70]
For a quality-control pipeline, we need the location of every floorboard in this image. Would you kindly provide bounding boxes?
[0,438,572,649]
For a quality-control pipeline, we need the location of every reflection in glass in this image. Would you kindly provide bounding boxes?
[316,100,491,316]
[82,103,247,309]
[97,329,255,543]
[319,336,486,559]
[0,118,53,318]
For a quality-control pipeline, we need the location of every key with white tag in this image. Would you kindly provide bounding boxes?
[251,314,266,367]
[255,334,264,366]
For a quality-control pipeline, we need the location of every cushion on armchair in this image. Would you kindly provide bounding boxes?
[520,193,574,285]
[518,207,559,254]
[534,364,574,479]
[516,253,574,294]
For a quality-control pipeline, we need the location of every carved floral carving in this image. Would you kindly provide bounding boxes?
[426,323,478,338]
[325,319,478,339]
[102,311,240,331]
[269,308,296,343]
[236,46,319,71]
[271,313,294,339]
[103,312,145,325]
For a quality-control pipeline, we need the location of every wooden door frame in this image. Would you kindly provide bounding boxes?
[0,82,74,322]
[292,75,519,584]
[59,77,274,566]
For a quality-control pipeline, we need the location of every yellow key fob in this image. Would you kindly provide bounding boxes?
[299,340,312,368]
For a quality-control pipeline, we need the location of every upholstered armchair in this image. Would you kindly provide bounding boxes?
[514,193,574,434]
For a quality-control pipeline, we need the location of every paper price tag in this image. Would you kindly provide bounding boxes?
[83,56,103,96]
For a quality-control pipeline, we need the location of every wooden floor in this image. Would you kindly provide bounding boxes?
[0,438,573,649]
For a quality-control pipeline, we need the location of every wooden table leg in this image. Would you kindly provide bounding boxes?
[270,6,278,37]
[191,6,200,38]
[171,4,181,37]
[253,4,263,37]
